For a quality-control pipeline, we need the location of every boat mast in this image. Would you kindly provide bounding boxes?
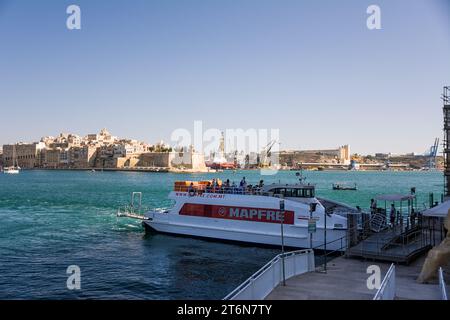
[12,144,17,168]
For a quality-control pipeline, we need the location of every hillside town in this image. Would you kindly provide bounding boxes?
[0,129,443,172]
[0,129,206,172]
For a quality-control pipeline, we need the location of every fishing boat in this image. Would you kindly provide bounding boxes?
[130,176,360,251]
[332,183,357,191]
[3,145,20,174]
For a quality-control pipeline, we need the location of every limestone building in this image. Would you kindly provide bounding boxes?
[2,142,46,168]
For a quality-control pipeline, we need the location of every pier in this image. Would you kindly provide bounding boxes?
[346,226,433,264]
[265,255,447,300]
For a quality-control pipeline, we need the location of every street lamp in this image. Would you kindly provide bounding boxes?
[309,203,317,249]
[280,199,286,286]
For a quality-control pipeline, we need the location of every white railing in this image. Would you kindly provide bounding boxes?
[373,263,396,300]
[439,267,448,300]
[223,249,315,300]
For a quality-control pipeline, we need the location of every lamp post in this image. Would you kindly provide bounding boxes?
[309,203,317,249]
[280,199,286,286]
[324,205,327,272]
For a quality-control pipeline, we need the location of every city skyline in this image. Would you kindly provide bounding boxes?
[0,127,439,157]
[1,0,450,154]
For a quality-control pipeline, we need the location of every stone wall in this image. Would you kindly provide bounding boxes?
[138,152,207,171]
[139,152,171,168]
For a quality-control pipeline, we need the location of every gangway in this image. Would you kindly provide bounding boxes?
[117,192,150,220]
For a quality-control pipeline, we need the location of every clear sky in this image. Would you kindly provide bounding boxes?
[1,0,449,155]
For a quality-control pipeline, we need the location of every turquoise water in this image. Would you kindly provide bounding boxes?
[0,170,444,299]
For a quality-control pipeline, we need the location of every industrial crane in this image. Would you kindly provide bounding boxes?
[259,140,278,167]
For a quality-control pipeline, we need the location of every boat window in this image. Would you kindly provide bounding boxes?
[296,188,314,198]
[284,188,293,197]
[269,187,314,198]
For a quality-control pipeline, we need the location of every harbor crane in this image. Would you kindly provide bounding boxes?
[424,138,439,169]
[260,140,278,167]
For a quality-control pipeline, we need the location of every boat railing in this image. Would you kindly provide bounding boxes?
[116,192,150,220]
[174,185,265,196]
[223,249,315,300]
[373,263,396,300]
[439,267,448,300]
[117,204,151,219]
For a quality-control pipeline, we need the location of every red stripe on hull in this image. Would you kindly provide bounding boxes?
[179,203,294,224]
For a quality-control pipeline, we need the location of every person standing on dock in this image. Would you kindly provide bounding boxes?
[410,208,416,228]
[390,204,396,228]
[397,210,402,228]
[370,199,377,214]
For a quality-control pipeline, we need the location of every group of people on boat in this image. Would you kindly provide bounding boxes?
[187,177,265,195]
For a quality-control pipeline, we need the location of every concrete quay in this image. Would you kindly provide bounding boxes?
[266,255,448,300]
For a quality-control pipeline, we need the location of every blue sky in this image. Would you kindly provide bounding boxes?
[0,0,449,154]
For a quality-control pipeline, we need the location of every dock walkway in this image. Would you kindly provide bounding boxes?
[266,255,447,300]
[346,227,432,264]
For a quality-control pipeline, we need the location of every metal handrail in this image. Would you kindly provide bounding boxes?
[117,204,150,217]
[312,233,349,272]
[373,263,396,300]
[357,227,431,258]
[439,267,448,300]
[174,185,264,195]
[223,249,313,300]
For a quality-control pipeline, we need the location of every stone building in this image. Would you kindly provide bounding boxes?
[42,148,70,168]
[87,128,116,144]
[2,142,46,168]
[69,145,97,168]
[95,140,150,168]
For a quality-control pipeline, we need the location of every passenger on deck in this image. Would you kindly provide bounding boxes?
[212,179,219,192]
[239,177,247,193]
[187,183,195,196]
[224,179,231,193]
[390,204,396,228]
[206,182,212,193]
[258,180,264,188]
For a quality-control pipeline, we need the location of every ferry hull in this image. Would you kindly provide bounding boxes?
[142,218,347,251]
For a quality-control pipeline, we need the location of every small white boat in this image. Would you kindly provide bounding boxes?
[3,145,20,174]
[3,167,20,174]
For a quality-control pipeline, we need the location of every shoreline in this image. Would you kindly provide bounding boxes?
[9,167,444,174]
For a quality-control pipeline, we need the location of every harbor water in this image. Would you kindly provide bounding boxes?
[0,170,443,299]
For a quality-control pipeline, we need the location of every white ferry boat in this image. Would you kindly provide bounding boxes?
[140,178,359,251]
